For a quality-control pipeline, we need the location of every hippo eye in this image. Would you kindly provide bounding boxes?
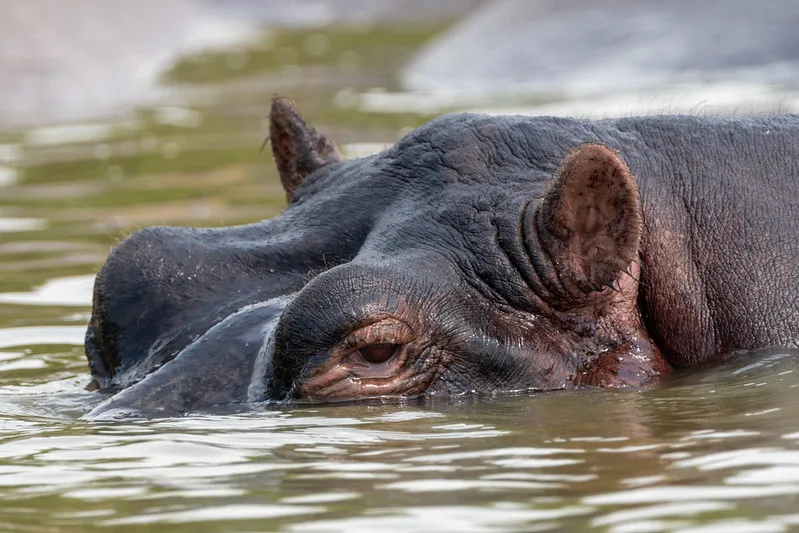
[335,318,413,370]
[358,343,399,364]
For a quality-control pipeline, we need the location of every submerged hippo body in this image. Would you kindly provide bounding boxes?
[85,98,799,417]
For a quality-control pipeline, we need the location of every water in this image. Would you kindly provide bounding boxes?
[2,15,799,533]
[1,360,799,531]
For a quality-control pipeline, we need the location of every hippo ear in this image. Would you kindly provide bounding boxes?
[269,96,343,201]
[536,143,642,297]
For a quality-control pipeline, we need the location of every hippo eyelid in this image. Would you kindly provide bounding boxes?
[338,317,415,354]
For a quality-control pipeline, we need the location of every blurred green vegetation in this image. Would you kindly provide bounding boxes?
[0,132,22,143]
[164,23,448,84]
[22,148,264,185]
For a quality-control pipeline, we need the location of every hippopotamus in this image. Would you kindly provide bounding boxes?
[84,97,799,418]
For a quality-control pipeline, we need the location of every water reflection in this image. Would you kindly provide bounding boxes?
[0,217,48,233]
[0,326,85,349]
[0,166,16,187]
[0,275,94,306]
[0,370,796,531]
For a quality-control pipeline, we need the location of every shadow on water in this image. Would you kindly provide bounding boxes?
[1,3,799,532]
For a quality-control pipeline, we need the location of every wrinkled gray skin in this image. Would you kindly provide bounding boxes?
[84,97,799,418]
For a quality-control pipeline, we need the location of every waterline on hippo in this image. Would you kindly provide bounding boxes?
[84,97,799,419]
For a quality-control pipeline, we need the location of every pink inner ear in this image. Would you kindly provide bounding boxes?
[583,205,600,235]
[538,143,642,295]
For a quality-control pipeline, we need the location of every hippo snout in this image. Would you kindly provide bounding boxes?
[86,296,291,419]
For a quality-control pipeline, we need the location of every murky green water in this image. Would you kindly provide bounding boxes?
[2,22,799,533]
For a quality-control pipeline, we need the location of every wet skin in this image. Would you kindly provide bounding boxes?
[84,98,799,417]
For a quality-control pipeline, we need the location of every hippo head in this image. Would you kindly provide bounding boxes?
[85,98,670,417]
